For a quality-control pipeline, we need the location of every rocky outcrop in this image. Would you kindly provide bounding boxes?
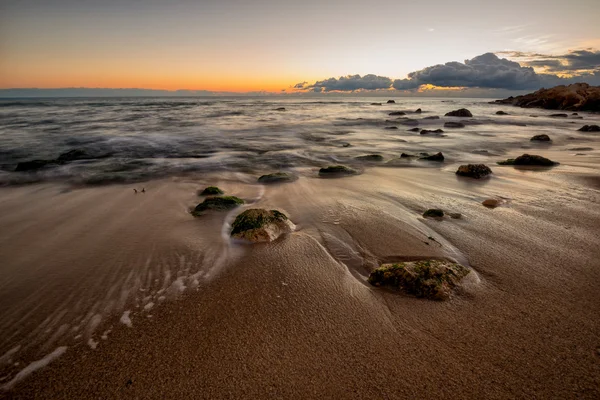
[530,134,551,142]
[318,165,358,177]
[445,108,473,117]
[456,164,492,179]
[192,196,244,216]
[257,172,297,184]
[578,125,600,132]
[199,186,224,195]
[230,209,295,242]
[498,154,558,166]
[491,83,600,111]
[368,260,471,300]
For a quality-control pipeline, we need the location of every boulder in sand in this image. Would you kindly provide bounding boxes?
[257,172,297,184]
[192,196,244,216]
[368,260,471,300]
[578,125,600,132]
[498,154,558,166]
[456,164,492,179]
[318,165,358,177]
[199,186,224,196]
[445,108,473,117]
[230,209,295,243]
[530,134,551,142]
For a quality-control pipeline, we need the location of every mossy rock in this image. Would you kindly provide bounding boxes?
[497,154,558,166]
[456,164,492,179]
[192,196,243,216]
[355,154,384,162]
[419,152,444,162]
[231,209,295,242]
[368,260,470,300]
[257,172,297,184]
[199,186,224,196]
[423,209,444,218]
[318,165,358,177]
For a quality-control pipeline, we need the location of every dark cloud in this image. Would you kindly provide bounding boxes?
[293,81,308,89]
[307,74,392,92]
[498,49,600,72]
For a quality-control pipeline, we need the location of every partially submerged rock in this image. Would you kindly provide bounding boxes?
[57,149,90,162]
[444,121,466,128]
[318,165,358,177]
[423,115,440,120]
[498,154,558,166]
[414,108,422,113]
[370,103,382,106]
[400,153,416,158]
[368,260,471,300]
[398,119,419,126]
[491,83,600,112]
[388,111,406,116]
[445,108,473,117]
[385,126,398,130]
[274,107,286,111]
[420,129,444,135]
[419,152,444,162]
[408,127,420,132]
[15,159,55,172]
[578,125,600,132]
[456,164,492,179]
[192,196,244,215]
[199,186,224,195]
[230,209,295,243]
[549,113,568,117]
[355,154,384,162]
[482,199,501,208]
[387,100,395,104]
[496,111,509,115]
[257,172,297,184]
[423,209,444,218]
[530,134,551,142]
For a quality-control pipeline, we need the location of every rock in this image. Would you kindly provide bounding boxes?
[192,196,244,216]
[355,155,384,162]
[342,143,351,147]
[423,116,440,119]
[572,112,578,115]
[385,126,398,130]
[387,100,395,104]
[549,113,568,117]
[230,209,295,243]
[414,108,422,113]
[400,153,415,158]
[423,209,444,218]
[370,103,382,106]
[530,134,551,142]
[496,111,509,115]
[257,172,297,184]
[445,108,473,117]
[408,127,420,132]
[497,154,558,166]
[199,186,224,196]
[398,119,419,126]
[420,129,444,135]
[444,121,466,128]
[448,212,462,219]
[274,107,286,111]
[578,125,600,132]
[419,152,444,162]
[388,111,406,116]
[491,83,600,112]
[318,165,358,177]
[14,159,55,172]
[456,164,492,179]
[367,260,471,300]
[57,149,89,162]
[482,199,501,208]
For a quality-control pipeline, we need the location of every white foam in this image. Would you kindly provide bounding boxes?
[0,345,21,366]
[2,346,67,391]
[120,311,133,328]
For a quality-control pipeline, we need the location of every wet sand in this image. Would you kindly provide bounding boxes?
[1,162,600,398]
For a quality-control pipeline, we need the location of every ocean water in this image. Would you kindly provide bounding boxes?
[1,96,596,186]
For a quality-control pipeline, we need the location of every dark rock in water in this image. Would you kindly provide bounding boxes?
[342,143,351,147]
[423,209,444,218]
[388,111,406,116]
[257,172,297,184]
[444,121,465,128]
[414,108,422,113]
[57,149,89,162]
[385,126,398,130]
[400,153,415,158]
[318,165,358,177]
[572,112,578,115]
[230,209,295,243]
[482,199,501,208]
[15,159,55,172]
[578,125,600,132]
[399,119,419,126]
[368,260,470,300]
[199,186,224,196]
[530,134,551,142]
[419,152,444,162]
[370,103,382,106]
[549,113,568,117]
[445,108,473,117]
[491,83,600,112]
[496,111,509,115]
[420,129,444,135]
[192,196,244,215]
[423,116,440,120]
[274,107,286,111]
[387,100,395,104]
[497,154,558,166]
[355,154,384,162]
[408,127,420,132]
[456,164,492,179]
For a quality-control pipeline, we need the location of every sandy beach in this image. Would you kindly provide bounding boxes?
[1,158,599,398]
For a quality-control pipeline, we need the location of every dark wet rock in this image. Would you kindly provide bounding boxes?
[482,199,501,208]
[355,155,384,162]
[414,108,422,113]
[491,83,600,111]
[572,112,578,115]
[199,186,224,196]
[408,127,420,132]
[423,116,440,120]
[549,113,568,117]
[192,196,244,215]
[530,134,551,142]
[368,260,471,300]
[399,119,419,126]
[496,111,509,115]
[444,121,465,128]
[445,108,473,117]
[385,126,398,130]
[578,125,600,132]
[400,153,416,158]
[420,129,444,135]
[230,209,295,243]
[456,164,492,179]
[497,154,558,166]
[274,107,286,111]
[370,103,382,106]
[387,100,395,104]
[318,165,358,177]
[15,159,55,172]
[419,152,444,162]
[342,143,351,147]
[257,172,297,184]
[388,111,406,116]
[423,209,444,218]
[57,149,90,162]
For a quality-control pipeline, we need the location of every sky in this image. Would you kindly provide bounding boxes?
[1,0,599,95]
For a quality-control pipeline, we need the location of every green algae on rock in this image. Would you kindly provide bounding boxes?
[257,172,297,184]
[318,165,358,177]
[456,164,492,179]
[368,260,470,300]
[230,209,295,242]
[192,196,243,216]
[423,209,444,218]
[497,154,558,166]
[199,186,224,196]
